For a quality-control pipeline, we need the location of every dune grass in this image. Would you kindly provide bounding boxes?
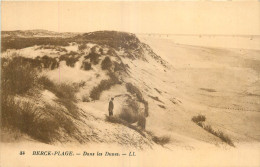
[192,114,235,147]
[89,72,120,100]
[1,57,79,143]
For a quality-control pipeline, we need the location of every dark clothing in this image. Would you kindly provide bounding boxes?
[108,100,114,116]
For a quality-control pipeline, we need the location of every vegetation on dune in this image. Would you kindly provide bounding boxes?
[81,61,92,70]
[114,61,128,72]
[38,76,79,118]
[90,72,120,100]
[1,57,79,143]
[149,133,171,146]
[79,31,141,51]
[1,56,37,95]
[36,45,67,52]
[118,98,140,123]
[148,95,163,103]
[40,55,59,70]
[0,30,164,146]
[1,37,72,52]
[101,56,112,70]
[192,114,206,123]
[192,114,235,147]
[84,52,101,65]
[59,51,80,67]
[78,43,87,51]
[125,83,149,117]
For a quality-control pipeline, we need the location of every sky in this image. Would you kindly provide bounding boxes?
[1,1,260,35]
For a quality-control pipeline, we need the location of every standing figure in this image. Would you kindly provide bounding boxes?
[108,98,114,116]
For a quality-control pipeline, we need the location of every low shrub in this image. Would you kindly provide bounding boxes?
[101,56,112,70]
[39,55,59,70]
[59,52,80,67]
[81,61,92,70]
[85,52,100,65]
[107,48,116,56]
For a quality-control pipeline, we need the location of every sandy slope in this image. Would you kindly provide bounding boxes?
[138,36,260,146]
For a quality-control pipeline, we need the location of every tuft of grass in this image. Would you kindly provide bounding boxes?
[192,114,206,123]
[158,104,166,109]
[152,136,171,146]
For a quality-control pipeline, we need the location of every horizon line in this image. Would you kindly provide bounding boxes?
[1,29,260,36]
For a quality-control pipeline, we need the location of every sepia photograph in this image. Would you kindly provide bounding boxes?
[1,1,260,166]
